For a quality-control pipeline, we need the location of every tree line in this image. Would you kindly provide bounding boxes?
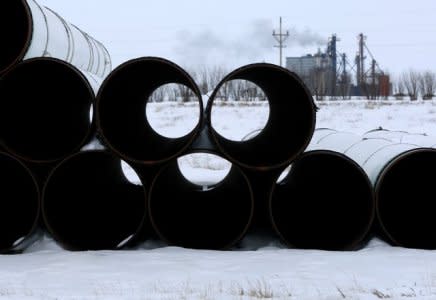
[149,66,266,103]
[393,70,436,100]
[148,65,436,102]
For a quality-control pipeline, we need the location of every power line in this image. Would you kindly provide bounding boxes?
[272,17,289,67]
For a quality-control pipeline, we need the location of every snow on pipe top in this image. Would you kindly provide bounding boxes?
[0,0,111,77]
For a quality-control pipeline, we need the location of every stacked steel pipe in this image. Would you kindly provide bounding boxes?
[2,0,436,253]
[96,58,317,249]
[0,0,135,253]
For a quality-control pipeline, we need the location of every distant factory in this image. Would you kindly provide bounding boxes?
[286,34,391,99]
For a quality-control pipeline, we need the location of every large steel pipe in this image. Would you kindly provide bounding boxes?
[0,58,96,163]
[311,129,436,249]
[42,151,146,250]
[270,141,374,250]
[364,128,436,147]
[206,64,316,170]
[0,0,111,76]
[148,153,253,249]
[97,57,203,164]
[0,152,39,253]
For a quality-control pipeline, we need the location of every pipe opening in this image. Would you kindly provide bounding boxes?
[149,155,253,249]
[0,58,94,163]
[177,153,232,189]
[210,80,269,141]
[207,64,316,169]
[0,152,39,252]
[0,0,31,73]
[377,149,436,249]
[42,151,146,250]
[271,151,374,250]
[145,83,201,138]
[97,57,203,164]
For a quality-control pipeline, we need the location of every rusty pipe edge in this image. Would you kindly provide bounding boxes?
[270,150,375,251]
[375,148,436,249]
[148,151,254,250]
[42,150,147,251]
[96,57,204,165]
[0,57,96,164]
[0,0,111,77]
[206,63,317,171]
[0,152,40,254]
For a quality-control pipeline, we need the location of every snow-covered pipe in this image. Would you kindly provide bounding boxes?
[42,150,146,251]
[0,152,40,253]
[206,63,316,170]
[307,129,436,249]
[0,58,97,163]
[270,131,375,250]
[364,128,436,147]
[96,57,203,165]
[0,0,111,77]
[148,152,253,249]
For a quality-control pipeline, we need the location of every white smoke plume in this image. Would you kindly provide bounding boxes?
[174,19,326,67]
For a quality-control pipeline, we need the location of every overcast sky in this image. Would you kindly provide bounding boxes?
[38,0,436,77]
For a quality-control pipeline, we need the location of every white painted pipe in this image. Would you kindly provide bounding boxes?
[308,128,436,249]
[0,0,111,77]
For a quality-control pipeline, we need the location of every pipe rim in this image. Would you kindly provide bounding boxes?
[148,150,254,250]
[41,150,148,251]
[0,0,33,74]
[270,150,375,250]
[206,63,316,170]
[375,147,436,248]
[96,56,204,165]
[0,57,96,163]
[0,151,40,252]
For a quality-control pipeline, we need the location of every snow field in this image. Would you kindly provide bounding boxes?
[2,100,436,299]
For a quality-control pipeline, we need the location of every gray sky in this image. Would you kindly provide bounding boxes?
[39,0,436,77]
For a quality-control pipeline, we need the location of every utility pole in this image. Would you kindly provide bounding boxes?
[272,17,289,67]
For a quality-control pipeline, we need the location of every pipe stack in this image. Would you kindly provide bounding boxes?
[96,59,317,250]
[0,0,147,253]
[1,0,435,253]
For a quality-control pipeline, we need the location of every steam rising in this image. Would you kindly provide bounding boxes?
[174,19,325,66]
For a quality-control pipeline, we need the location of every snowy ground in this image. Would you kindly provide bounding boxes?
[3,99,436,299]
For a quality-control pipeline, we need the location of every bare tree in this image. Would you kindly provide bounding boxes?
[401,69,420,100]
[419,70,436,100]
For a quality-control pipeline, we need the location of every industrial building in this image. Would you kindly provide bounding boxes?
[286,34,391,99]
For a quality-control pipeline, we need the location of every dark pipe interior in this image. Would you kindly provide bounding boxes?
[0,152,39,252]
[207,64,316,169]
[0,0,31,74]
[42,151,146,250]
[271,151,374,250]
[377,149,436,249]
[0,58,94,163]
[149,157,253,249]
[97,57,203,164]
